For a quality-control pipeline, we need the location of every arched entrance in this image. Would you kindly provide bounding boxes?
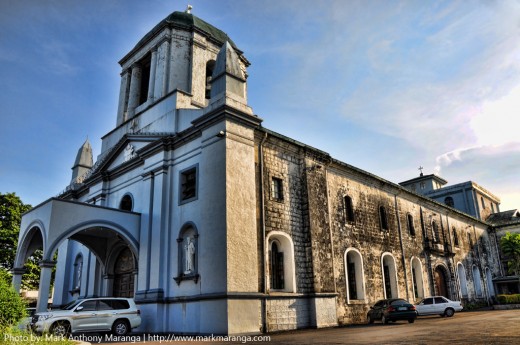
[434,266,449,298]
[113,248,135,297]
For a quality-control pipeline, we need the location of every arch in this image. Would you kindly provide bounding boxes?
[266,231,296,293]
[14,221,46,268]
[119,194,134,211]
[381,252,398,298]
[410,257,424,299]
[45,220,139,262]
[457,262,468,298]
[344,248,366,302]
[472,265,483,297]
[434,264,450,298]
[485,267,495,297]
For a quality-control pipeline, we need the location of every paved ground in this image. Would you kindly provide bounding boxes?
[102,309,520,345]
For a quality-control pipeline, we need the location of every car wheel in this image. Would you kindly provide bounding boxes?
[51,321,70,337]
[382,315,389,324]
[112,319,130,336]
[445,308,455,317]
[367,315,374,324]
[408,318,415,324]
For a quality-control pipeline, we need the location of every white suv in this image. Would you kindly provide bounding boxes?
[31,298,141,336]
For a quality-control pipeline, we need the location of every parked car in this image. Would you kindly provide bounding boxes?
[18,307,36,330]
[31,297,141,336]
[415,296,463,317]
[367,298,417,324]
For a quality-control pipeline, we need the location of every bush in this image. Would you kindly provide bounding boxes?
[0,268,26,331]
[497,294,520,304]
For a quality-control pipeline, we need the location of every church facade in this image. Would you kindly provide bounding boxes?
[14,9,502,335]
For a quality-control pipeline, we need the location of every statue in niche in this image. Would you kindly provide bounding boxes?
[184,237,196,274]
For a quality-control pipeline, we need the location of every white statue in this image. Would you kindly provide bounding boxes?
[184,237,196,274]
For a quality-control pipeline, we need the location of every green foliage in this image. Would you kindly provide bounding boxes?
[500,232,520,276]
[0,193,32,270]
[497,294,520,304]
[0,267,26,331]
[22,250,43,290]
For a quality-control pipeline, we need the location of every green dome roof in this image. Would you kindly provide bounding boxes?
[121,11,241,64]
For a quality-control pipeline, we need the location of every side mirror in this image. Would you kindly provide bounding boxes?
[75,306,84,312]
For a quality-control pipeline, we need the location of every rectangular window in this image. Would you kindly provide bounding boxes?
[180,165,198,204]
[271,177,283,201]
[347,261,357,299]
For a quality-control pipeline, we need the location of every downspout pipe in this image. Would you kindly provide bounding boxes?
[394,194,409,301]
[259,131,268,332]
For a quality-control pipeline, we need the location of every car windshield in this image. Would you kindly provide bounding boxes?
[61,299,83,310]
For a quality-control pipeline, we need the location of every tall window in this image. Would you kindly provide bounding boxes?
[270,242,284,290]
[271,177,283,201]
[205,60,216,99]
[344,195,355,222]
[180,165,198,203]
[432,221,440,243]
[412,268,418,298]
[379,206,389,231]
[481,196,486,209]
[139,53,152,105]
[457,263,468,297]
[72,254,83,292]
[345,249,365,302]
[407,214,415,236]
[445,197,454,207]
[382,254,398,299]
[411,257,424,299]
[453,228,459,246]
[468,233,474,248]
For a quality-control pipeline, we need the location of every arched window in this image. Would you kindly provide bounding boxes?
[72,254,83,292]
[445,197,454,207]
[382,253,398,298]
[379,206,389,231]
[120,194,133,211]
[411,257,424,299]
[472,265,483,297]
[407,214,415,236]
[345,248,365,302]
[453,228,459,246]
[344,195,355,223]
[457,263,468,298]
[270,241,284,290]
[485,267,495,297]
[267,232,296,292]
[432,220,440,243]
[205,60,216,99]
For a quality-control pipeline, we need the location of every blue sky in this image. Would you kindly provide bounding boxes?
[1,0,520,211]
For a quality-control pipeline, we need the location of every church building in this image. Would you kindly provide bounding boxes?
[14,9,502,335]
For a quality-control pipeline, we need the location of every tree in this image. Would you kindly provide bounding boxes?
[0,267,26,330]
[500,232,520,276]
[0,193,32,270]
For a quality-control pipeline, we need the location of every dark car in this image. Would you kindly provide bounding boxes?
[367,298,417,324]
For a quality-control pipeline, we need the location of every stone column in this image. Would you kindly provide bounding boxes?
[147,49,157,102]
[116,70,131,126]
[37,260,56,313]
[127,64,142,118]
[11,267,26,292]
[154,40,169,100]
